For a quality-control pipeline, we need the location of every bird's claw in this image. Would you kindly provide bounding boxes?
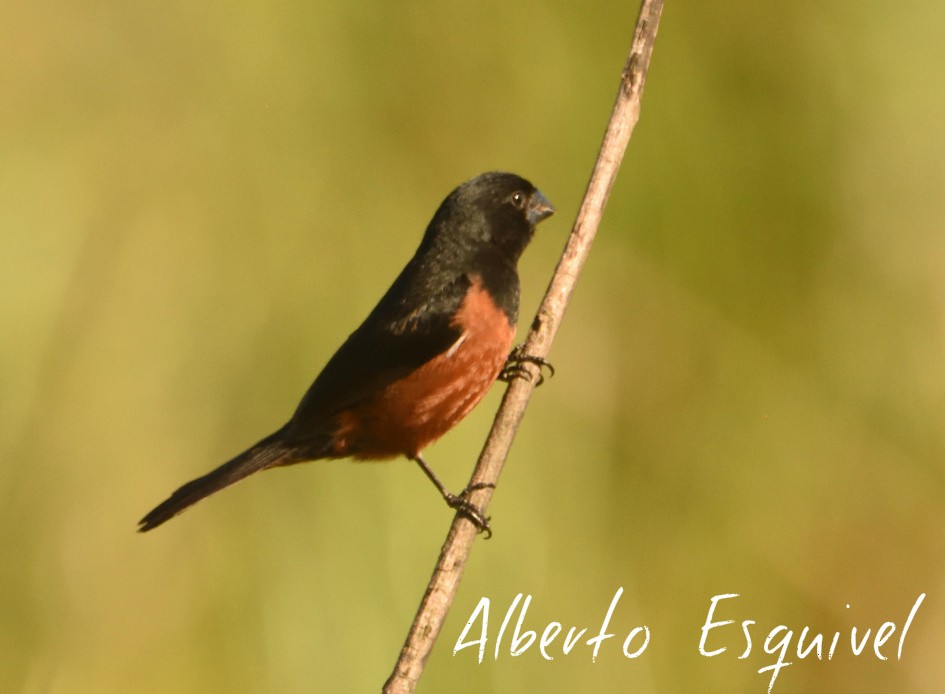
[446,482,495,538]
[500,344,555,387]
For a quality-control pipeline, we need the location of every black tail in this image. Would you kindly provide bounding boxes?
[138,428,296,532]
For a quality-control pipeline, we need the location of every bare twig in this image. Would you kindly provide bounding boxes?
[383,2,664,691]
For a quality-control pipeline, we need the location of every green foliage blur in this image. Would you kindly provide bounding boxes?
[2,1,943,692]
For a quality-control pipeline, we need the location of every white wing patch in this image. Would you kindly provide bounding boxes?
[445,331,468,359]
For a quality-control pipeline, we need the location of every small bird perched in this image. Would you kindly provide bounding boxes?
[138,172,554,533]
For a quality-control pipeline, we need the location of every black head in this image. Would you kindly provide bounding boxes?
[422,172,555,266]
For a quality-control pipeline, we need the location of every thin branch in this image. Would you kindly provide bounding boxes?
[383,2,664,691]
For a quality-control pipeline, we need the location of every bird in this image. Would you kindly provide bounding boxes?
[138,171,554,533]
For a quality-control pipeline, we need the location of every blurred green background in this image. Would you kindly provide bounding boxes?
[2,0,943,692]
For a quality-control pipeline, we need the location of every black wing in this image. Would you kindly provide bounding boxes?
[283,269,471,439]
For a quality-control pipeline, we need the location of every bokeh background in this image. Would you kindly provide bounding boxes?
[2,1,943,692]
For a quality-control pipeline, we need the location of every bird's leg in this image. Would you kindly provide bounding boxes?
[499,343,555,387]
[412,455,494,538]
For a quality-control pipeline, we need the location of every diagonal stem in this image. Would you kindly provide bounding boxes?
[383,2,664,691]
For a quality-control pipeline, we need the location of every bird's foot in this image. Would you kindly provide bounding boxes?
[500,344,555,387]
[445,482,495,539]
[413,455,495,538]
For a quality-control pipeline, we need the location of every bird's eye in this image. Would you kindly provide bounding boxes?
[510,191,526,208]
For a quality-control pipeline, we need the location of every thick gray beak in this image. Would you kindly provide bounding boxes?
[527,189,555,225]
